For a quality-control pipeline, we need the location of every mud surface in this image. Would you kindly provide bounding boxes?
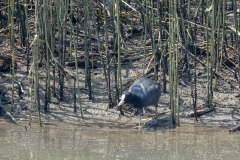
[0,41,239,131]
[0,7,240,131]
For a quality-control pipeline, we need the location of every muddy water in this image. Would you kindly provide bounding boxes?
[0,121,240,160]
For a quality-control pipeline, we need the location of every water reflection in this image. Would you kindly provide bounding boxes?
[0,122,240,160]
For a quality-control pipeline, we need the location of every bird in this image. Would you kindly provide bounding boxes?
[118,76,161,126]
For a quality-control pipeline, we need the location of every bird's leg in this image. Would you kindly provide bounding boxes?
[119,106,124,116]
[155,105,158,118]
[139,113,141,127]
[134,109,138,116]
[139,109,143,127]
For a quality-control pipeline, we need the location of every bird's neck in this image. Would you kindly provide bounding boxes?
[128,92,142,108]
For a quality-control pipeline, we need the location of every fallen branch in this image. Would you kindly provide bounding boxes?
[0,106,18,124]
[188,107,215,117]
[229,125,240,133]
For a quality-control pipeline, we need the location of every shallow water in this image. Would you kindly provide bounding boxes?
[0,121,240,160]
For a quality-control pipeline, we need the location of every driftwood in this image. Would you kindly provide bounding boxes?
[188,107,215,117]
[229,125,240,133]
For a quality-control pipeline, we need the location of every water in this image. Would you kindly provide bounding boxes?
[0,121,240,160]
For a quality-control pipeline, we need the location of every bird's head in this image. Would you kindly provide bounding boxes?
[118,92,141,107]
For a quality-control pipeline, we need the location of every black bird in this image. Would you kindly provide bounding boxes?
[118,76,161,126]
